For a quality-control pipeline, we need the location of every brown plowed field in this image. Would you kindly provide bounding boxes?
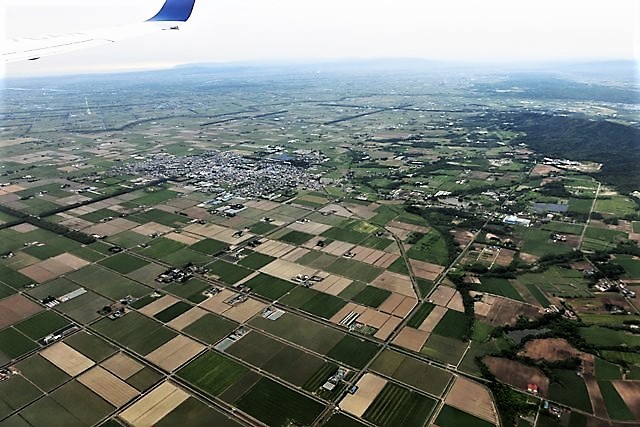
[611,381,640,419]
[445,376,498,425]
[520,338,581,362]
[484,356,549,397]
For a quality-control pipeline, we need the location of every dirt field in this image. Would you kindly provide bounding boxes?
[83,218,138,236]
[371,271,414,297]
[321,240,356,257]
[446,291,465,312]
[387,221,429,234]
[479,296,543,326]
[281,247,310,262]
[330,302,367,325]
[222,298,267,323]
[373,252,399,268]
[374,316,402,341]
[41,342,95,376]
[0,294,42,329]
[119,381,190,426]
[145,335,206,372]
[132,222,174,236]
[287,220,332,235]
[378,293,404,314]
[584,374,608,419]
[532,164,563,176]
[429,285,456,306]
[259,259,316,281]
[392,297,417,318]
[139,295,180,317]
[163,231,202,245]
[312,274,353,296]
[357,308,391,329]
[418,306,448,333]
[484,356,549,397]
[339,373,387,417]
[79,366,139,407]
[451,229,475,246]
[166,307,208,331]
[344,203,378,220]
[445,376,499,424]
[102,352,145,380]
[409,259,445,282]
[253,239,296,258]
[520,338,581,362]
[199,289,237,314]
[392,327,429,352]
[245,200,281,211]
[611,381,640,419]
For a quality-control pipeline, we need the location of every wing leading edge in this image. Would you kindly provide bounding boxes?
[2,0,196,63]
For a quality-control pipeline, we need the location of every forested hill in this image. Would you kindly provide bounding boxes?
[504,113,640,193]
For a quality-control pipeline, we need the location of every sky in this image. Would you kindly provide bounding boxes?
[2,0,639,77]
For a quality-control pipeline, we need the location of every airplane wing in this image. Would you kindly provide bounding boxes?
[2,0,196,63]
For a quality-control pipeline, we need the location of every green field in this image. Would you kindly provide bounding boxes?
[63,331,117,362]
[56,289,111,323]
[238,251,275,270]
[91,311,176,355]
[477,277,524,301]
[351,286,391,308]
[362,382,437,427]
[99,252,148,274]
[324,413,368,427]
[370,349,452,396]
[235,378,324,427]
[178,351,248,396]
[226,331,287,367]
[432,309,470,340]
[15,310,70,341]
[420,334,468,365]
[0,372,43,419]
[548,369,592,412]
[579,326,640,347]
[540,221,584,235]
[262,345,325,386]
[595,195,638,217]
[516,266,591,299]
[207,260,253,284]
[154,301,193,323]
[136,237,186,260]
[614,254,640,279]
[407,302,435,328]
[249,313,343,354]
[406,229,449,265]
[183,313,237,344]
[278,230,314,245]
[243,273,296,300]
[326,335,379,369]
[163,278,210,303]
[435,404,495,427]
[595,358,622,380]
[190,238,228,255]
[66,265,151,300]
[154,397,242,427]
[518,227,573,257]
[15,354,70,392]
[325,258,383,282]
[249,221,278,235]
[299,290,347,319]
[597,381,635,420]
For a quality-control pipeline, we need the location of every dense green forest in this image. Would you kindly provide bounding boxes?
[494,113,640,192]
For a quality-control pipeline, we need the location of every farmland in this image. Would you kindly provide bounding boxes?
[0,62,637,427]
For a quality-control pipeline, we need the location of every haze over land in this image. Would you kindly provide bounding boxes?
[1,1,640,426]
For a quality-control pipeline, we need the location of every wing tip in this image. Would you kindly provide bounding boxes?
[147,0,196,22]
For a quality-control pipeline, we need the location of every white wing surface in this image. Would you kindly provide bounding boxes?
[2,0,196,63]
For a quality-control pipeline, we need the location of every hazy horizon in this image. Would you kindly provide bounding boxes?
[3,0,639,77]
